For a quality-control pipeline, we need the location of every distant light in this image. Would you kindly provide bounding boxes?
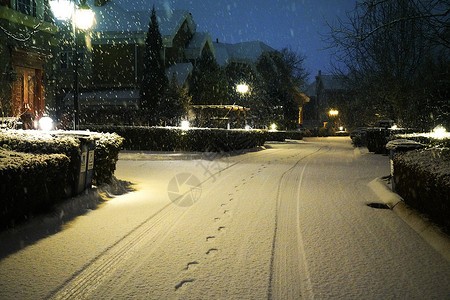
[39,116,54,131]
[236,83,249,94]
[181,120,190,130]
[49,0,73,21]
[391,124,398,130]
[75,6,95,30]
[339,126,344,131]
[329,109,339,116]
[431,125,447,139]
[270,123,277,131]
[245,125,251,131]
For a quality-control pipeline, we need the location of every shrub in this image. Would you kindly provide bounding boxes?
[393,148,450,233]
[0,147,70,229]
[82,125,266,152]
[92,132,124,184]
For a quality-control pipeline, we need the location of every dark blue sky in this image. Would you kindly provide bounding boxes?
[119,0,358,83]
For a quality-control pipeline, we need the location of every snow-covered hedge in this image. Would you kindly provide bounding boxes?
[82,125,267,152]
[265,131,304,142]
[393,147,450,232]
[93,132,124,184]
[392,133,450,148]
[0,147,70,229]
[0,130,124,187]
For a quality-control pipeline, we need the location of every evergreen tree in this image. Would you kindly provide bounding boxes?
[160,74,191,126]
[140,6,168,124]
[190,51,229,105]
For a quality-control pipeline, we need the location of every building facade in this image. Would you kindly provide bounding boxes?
[0,0,57,127]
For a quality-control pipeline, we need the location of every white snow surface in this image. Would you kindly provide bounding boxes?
[0,137,449,299]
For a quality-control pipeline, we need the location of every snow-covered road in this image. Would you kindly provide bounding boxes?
[0,137,449,299]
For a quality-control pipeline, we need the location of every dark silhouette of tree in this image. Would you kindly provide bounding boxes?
[190,51,229,105]
[159,74,191,126]
[140,6,168,125]
[256,49,308,129]
[327,0,449,129]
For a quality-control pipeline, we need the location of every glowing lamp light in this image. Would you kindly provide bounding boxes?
[181,120,190,130]
[391,124,398,130]
[431,125,447,139]
[329,109,339,116]
[236,84,249,94]
[38,116,54,131]
[270,123,277,131]
[339,126,344,131]
[245,125,251,131]
[75,6,95,30]
[49,0,73,20]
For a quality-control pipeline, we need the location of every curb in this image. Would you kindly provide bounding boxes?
[368,177,450,262]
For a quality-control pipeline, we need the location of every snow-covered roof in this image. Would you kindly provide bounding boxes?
[166,63,193,86]
[64,89,140,108]
[185,32,215,60]
[87,1,196,46]
[213,41,275,67]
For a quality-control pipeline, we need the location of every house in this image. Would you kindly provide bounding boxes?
[303,70,348,129]
[0,0,57,128]
[55,0,215,117]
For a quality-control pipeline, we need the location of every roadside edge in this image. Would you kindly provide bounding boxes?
[368,177,450,262]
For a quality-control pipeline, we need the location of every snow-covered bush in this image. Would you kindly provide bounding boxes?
[0,129,124,189]
[92,132,124,184]
[0,147,70,229]
[392,132,450,149]
[393,148,450,233]
[82,125,266,152]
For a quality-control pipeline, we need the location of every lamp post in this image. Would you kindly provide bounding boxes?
[50,0,94,130]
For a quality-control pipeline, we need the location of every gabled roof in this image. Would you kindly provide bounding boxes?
[166,63,193,86]
[213,41,275,66]
[87,1,196,46]
[185,32,215,60]
[318,74,347,91]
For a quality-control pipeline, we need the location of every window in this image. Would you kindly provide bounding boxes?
[16,0,37,17]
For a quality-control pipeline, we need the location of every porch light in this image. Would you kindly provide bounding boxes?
[38,116,54,131]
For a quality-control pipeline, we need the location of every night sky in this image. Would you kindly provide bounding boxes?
[118,0,359,83]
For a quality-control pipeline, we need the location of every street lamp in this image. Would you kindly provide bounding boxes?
[236,83,249,94]
[329,109,339,116]
[50,0,95,130]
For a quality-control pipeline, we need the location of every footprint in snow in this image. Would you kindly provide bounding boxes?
[206,248,218,255]
[185,261,199,270]
[175,279,195,291]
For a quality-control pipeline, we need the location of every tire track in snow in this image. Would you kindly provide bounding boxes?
[268,146,327,299]
[48,148,278,299]
[47,202,185,300]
